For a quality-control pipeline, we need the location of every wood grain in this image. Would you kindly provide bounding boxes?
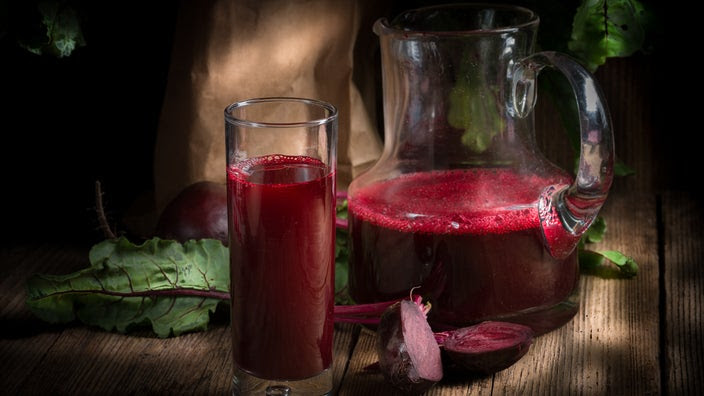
[12,311,361,395]
[337,326,403,395]
[662,192,704,395]
[0,245,88,394]
[491,192,660,395]
[14,319,231,394]
[332,322,361,394]
[595,57,656,192]
[536,56,656,193]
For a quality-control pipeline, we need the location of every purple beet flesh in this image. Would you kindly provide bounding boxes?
[376,299,443,394]
[440,321,534,375]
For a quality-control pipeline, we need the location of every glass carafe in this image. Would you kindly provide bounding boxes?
[347,4,614,335]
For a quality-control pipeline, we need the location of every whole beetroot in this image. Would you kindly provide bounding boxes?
[376,297,443,394]
[155,181,228,244]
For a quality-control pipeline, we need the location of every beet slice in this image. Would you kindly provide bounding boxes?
[441,321,534,375]
[376,299,443,394]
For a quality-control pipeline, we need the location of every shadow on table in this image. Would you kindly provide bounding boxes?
[0,317,72,339]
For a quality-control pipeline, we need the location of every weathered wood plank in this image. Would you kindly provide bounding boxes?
[333,322,360,394]
[594,57,656,192]
[13,319,230,394]
[536,57,656,193]
[662,192,704,395]
[15,315,358,394]
[0,244,88,394]
[337,326,402,395]
[493,192,660,395]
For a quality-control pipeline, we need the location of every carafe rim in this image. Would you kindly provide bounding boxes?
[374,3,539,38]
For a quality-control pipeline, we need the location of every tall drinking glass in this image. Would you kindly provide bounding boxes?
[225,97,338,395]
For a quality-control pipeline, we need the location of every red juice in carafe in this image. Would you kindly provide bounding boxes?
[228,155,335,380]
[348,168,579,334]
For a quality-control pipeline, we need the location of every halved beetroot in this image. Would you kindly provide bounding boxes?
[441,321,534,375]
[376,299,443,394]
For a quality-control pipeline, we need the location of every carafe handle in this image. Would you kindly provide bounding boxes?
[512,51,614,259]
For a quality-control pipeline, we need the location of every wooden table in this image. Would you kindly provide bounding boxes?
[1,191,701,395]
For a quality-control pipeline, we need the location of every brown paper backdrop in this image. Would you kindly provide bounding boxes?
[154,0,385,213]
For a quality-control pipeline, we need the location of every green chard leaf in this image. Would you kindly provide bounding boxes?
[583,216,607,243]
[614,160,636,177]
[568,0,651,71]
[543,0,650,172]
[335,198,353,305]
[579,248,638,278]
[578,216,638,278]
[19,1,86,58]
[26,237,229,338]
[27,198,355,337]
[599,250,639,276]
[448,52,504,154]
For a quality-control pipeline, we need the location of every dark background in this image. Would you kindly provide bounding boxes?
[0,0,686,247]
[1,1,178,246]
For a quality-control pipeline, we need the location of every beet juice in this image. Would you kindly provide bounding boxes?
[349,168,579,334]
[228,155,335,380]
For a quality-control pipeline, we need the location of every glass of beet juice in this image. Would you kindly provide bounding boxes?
[225,97,337,395]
